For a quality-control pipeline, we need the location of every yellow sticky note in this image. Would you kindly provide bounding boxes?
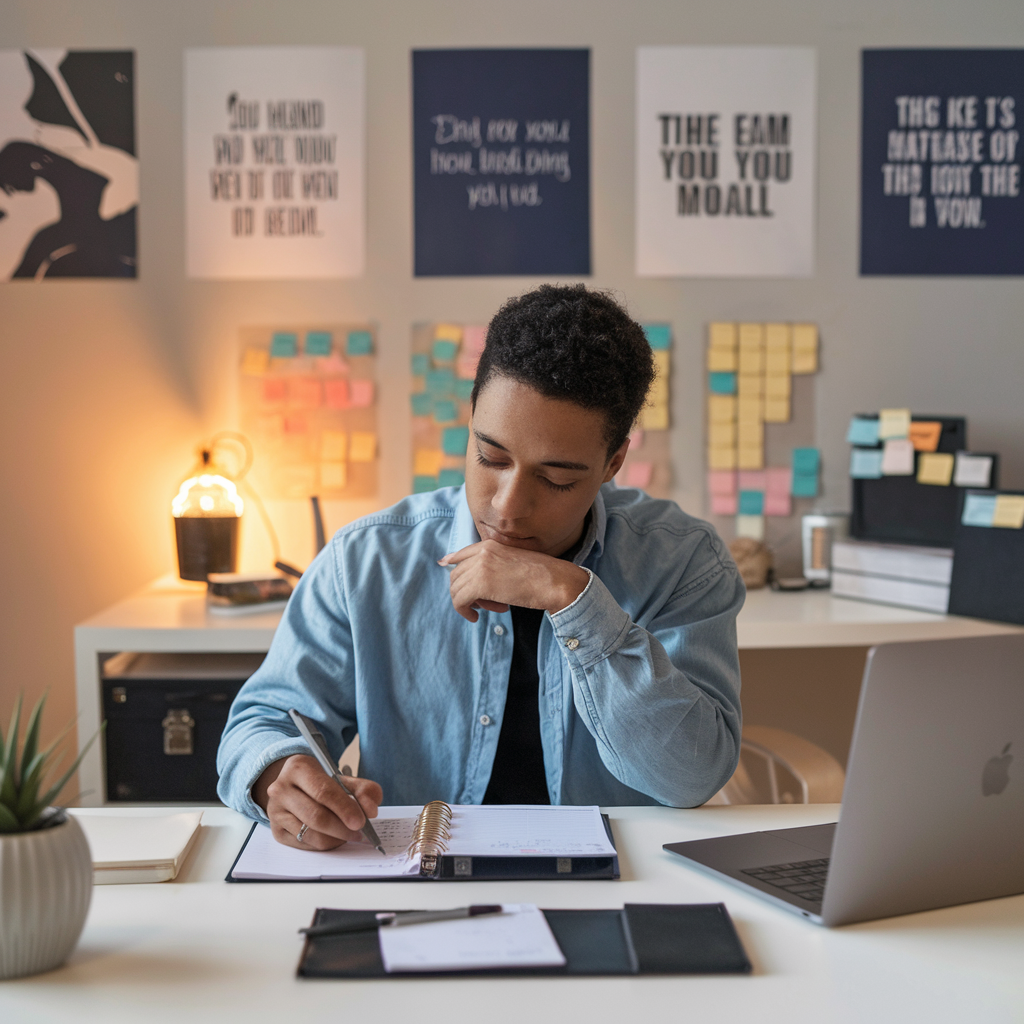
[653,349,670,377]
[241,348,270,375]
[791,350,818,374]
[992,494,1024,529]
[738,323,764,350]
[738,446,765,470]
[708,446,737,470]
[320,430,348,461]
[738,347,764,374]
[879,408,911,439]
[765,373,791,398]
[737,397,763,424]
[765,323,791,351]
[350,432,377,463]
[649,378,669,405]
[320,462,347,489]
[764,398,791,423]
[737,375,763,399]
[917,452,955,486]
[791,323,818,351]
[434,323,463,342]
[414,449,443,477]
[709,322,737,350]
[765,348,791,374]
[707,347,738,372]
[738,422,763,448]
[708,422,736,448]
[708,394,737,423]
[641,404,669,430]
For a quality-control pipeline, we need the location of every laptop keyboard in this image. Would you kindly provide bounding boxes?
[741,858,830,904]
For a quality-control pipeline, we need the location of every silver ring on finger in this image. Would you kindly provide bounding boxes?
[296,823,310,842]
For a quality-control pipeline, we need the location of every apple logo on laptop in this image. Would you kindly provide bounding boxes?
[982,743,1013,796]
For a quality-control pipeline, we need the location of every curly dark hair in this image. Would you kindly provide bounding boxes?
[471,284,656,457]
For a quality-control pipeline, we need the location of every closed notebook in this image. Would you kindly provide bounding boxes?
[228,802,618,882]
[72,811,203,884]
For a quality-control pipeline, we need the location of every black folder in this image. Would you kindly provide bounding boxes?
[297,903,752,978]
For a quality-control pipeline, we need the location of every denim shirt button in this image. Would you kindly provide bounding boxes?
[566,638,580,650]
[479,714,492,726]
[493,625,505,636]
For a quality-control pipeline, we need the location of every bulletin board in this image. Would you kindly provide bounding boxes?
[239,325,378,500]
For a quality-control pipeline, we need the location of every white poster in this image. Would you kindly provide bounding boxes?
[636,47,816,278]
[185,47,364,279]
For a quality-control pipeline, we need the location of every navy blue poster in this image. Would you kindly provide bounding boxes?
[861,49,1024,276]
[413,49,590,277]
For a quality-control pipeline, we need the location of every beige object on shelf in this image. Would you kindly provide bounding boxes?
[729,537,772,588]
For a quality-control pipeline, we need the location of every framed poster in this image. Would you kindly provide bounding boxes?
[413,49,590,277]
[861,49,1023,276]
[185,47,364,280]
[636,47,816,278]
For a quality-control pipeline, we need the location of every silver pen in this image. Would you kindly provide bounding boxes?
[287,708,386,855]
[299,906,504,938]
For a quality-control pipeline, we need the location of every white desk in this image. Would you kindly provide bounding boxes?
[2,805,1021,1024]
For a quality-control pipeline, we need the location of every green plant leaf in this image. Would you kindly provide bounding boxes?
[19,692,46,785]
[0,693,22,808]
[13,717,77,820]
[23,724,103,829]
[0,802,20,833]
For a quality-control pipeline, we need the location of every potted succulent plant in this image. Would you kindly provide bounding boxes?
[0,693,100,979]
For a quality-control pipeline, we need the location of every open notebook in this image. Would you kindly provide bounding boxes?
[228,803,619,882]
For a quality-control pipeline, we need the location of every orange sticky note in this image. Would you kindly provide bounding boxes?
[414,449,444,477]
[324,378,350,410]
[242,348,270,375]
[349,432,376,463]
[284,413,307,434]
[320,430,347,461]
[349,379,374,408]
[434,323,463,342]
[909,421,942,452]
[263,378,287,403]
[290,377,322,408]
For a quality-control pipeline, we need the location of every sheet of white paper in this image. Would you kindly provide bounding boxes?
[445,805,616,857]
[378,904,566,973]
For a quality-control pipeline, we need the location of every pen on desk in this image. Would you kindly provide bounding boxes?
[287,708,386,856]
[299,906,505,938]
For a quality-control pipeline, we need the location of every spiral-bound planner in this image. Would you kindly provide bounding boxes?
[227,802,619,882]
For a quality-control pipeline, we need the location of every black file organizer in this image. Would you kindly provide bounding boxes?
[297,904,751,978]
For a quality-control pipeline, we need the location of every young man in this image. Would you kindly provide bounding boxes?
[217,285,744,851]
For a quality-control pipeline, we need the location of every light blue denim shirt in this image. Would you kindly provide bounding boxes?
[217,484,745,820]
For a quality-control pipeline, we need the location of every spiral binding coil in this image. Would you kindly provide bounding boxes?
[408,800,453,876]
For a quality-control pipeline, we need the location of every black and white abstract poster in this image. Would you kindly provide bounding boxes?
[0,49,137,279]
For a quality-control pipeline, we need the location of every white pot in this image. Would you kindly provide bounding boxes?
[0,814,93,979]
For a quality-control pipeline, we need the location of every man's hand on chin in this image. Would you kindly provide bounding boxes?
[439,540,591,622]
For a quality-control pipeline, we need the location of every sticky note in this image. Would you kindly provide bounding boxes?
[850,449,884,479]
[290,377,322,408]
[442,425,470,456]
[629,430,644,449]
[411,392,432,417]
[953,453,994,488]
[320,430,347,461]
[766,468,792,496]
[909,421,942,452]
[738,348,764,374]
[413,475,438,494]
[242,348,270,375]
[433,399,458,423]
[878,408,911,440]
[455,378,475,401]
[791,349,818,374]
[738,471,767,491]
[626,461,654,488]
[709,323,737,350]
[320,462,347,489]
[432,339,459,363]
[648,376,670,405]
[346,330,373,356]
[791,324,818,350]
[765,374,791,398]
[765,323,791,350]
[641,405,669,430]
[708,347,738,372]
[738,397,763,424]
[763,398,790,423]
[426,368,456,397]
[411,353,430,376]
[738,422,763,448]
[847,417,881,446]
[284,413,307,434]
[263,378,287,403]
[708,470,737,496]
[736,514,765,540]
[709,372,737,395]
[653,349,670,378]
[270,332,298,358]
[765,493,792,517]
[315,354,349,375]
[463,325,487,355]
[644,324,672,350]
[708,422,736,448]
[457,355,481,380]
[737,374,763,398]
[414,450,444,477]
[993,495,1024,529]
[305,331,332,356]
[962,493,997,527]
[738,323,764,349]
[792,448,820,475]
[881,438,915,475]
[438,469,466,488]
[738,490,764,515]
[708,395,737,423]
[349,379,374,408]
[710,494,737,515]
[917,452,955,486]
[434,323,463,343]
[708,447,737,470]
[791,473,818,498]
[349,432,377,462]
[324,378,350,409]
[737,447,764,470]
[765,349,791,374]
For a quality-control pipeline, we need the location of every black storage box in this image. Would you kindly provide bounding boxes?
[101,652,265,802]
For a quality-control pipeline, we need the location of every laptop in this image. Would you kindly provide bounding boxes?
[664,633,1024,926]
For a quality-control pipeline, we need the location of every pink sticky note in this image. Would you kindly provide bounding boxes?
[764,492,792,517]
[324,378,350,410]
[290,377,322,408]
[263,378,287,403]
[315,354,349,375]
[456,355,480,379]
[625,461,653,488]
[463,324,487,355]
[711,493,738,515]
[766,467,793,496]
[629,430,644,450]
[349,378,374,408]
[708,470,737,496]
[738,470,767,491]
[284,413,307,434]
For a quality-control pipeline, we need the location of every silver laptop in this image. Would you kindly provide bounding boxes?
[665,634,1024,926]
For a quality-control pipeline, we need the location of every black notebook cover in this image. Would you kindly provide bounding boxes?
[297,904,751,978]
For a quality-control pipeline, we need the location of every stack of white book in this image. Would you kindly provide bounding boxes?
[831,539,953,613]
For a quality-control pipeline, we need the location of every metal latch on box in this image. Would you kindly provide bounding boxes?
[162,709,195,755]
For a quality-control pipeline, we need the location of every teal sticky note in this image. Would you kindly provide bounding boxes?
[305,331,332,356]
[438,469,466,488]
[411,392,433,417]
[738,490,764,515]
[426,368,456,397]
[709,372,737,395]
[433,400,458,423]
[346,330,373,356]
[411,353,430,376]
[792,448,820,475]
[413,475,438,494]
[644,324,672,350]
[847,417,880,446]
[455,377,475,401]
[962,493,997,527]
[850,449,883,479]
[432,339,459,363]
[791,473,818,498]
[442,425,470,456]
[270,332,298,358]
